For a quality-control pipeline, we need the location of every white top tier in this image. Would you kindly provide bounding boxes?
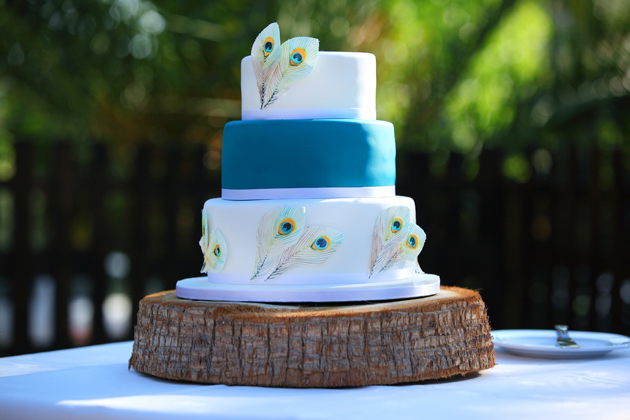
[241,52,376,120]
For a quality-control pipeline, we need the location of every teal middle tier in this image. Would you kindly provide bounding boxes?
[221,119,396,199]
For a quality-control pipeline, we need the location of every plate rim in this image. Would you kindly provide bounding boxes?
[491,329,630,355]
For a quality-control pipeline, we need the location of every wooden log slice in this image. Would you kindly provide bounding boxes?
[129,286,495,387]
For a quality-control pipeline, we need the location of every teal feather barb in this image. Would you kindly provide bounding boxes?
[265,226,344,281]
[250,23,281,109]
[369,206,411,277]
[251,206,305,281]
[200,209,227,273]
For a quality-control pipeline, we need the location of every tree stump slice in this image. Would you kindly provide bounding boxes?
[129,286,495,387]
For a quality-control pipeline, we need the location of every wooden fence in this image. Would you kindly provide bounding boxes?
[0,141,629,356]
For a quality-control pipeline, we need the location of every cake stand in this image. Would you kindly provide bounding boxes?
[129,286,495,387]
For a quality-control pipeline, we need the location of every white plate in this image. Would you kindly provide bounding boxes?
[492,329,630,359]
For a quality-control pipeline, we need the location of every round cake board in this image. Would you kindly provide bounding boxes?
[130,286,496,387]
[176,274,440,302]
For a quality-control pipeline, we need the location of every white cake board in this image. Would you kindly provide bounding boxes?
[175,274,440,303]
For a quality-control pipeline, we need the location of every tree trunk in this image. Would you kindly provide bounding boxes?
[129,286,495,387]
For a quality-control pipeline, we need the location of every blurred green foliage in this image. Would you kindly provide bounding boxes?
[1,0,629,182]
[444,1,552,153]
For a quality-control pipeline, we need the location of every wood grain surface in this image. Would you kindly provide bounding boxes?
[129,286,495,387]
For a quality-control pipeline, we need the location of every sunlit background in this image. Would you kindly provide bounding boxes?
[1,0,630,356]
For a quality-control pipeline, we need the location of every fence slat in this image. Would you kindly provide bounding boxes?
[88,144,109,343]
[611,147,626,333]
[49,142,74,350]
[128,146,151,337]
[163,146,181,288]
[475,149,506,327]
[11,142,34,355]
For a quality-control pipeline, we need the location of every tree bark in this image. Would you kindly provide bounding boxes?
[130,286,495,387]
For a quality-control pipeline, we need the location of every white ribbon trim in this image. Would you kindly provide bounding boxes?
[241,108,376,121]
[222,186,396,200]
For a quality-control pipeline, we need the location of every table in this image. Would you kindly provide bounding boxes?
[1,341,629,420]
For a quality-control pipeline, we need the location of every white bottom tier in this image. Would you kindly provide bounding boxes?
[176,273,440,302]
[201,196,421,280]
[183,195,439,302]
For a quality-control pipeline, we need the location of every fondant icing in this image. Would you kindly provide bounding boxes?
[241,52,376,120]
[198,196,423,285]
[222,119,396,198]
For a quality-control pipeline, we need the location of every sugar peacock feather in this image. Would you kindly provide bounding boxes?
[251,206,305,281]
[262,36,319,108]
[200,209,227,273]
[265,226,344,281]
[251,23,281,109]
[369,206,411,277]
[376,224,426,274]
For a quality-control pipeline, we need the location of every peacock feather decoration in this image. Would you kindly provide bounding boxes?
[251,207,343,281]
[266,226,344,281]
[250,206,306,281]
[369,206,426,277]
[374,224,426,274]
[251,23,319,109]
[200,209,227,273]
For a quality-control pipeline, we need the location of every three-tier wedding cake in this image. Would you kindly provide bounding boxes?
[176,23,439,302]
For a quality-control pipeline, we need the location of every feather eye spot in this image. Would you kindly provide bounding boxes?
[407,235,418,250]
[278,218,296,235]
[290,48,306,66]
[391,218,403,233]
[213,244,221,257]
[263,37,275,57]
[311,236,331,251]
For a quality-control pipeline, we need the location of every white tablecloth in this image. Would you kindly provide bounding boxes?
[1,341,629,420]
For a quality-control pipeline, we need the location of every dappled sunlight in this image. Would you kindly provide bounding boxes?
[444,1,553,153]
